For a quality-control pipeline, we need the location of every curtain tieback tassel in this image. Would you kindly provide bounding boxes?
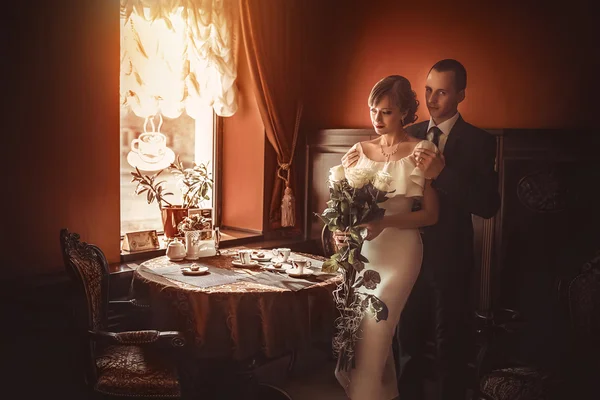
[278,163,295,227]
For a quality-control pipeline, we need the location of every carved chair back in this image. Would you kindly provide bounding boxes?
[60,228,114,386]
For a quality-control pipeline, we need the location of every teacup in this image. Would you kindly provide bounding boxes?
[272,248,291,262]
[238,250,253,265]
[131,132,167,164]
[291,258,311,274]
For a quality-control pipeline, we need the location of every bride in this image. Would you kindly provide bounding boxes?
[334,75,439,400]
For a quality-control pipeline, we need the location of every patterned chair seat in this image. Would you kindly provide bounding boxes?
[480,366,554,400]
[96,345,181,398]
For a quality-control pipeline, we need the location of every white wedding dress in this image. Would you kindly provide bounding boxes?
[335,140,436,400]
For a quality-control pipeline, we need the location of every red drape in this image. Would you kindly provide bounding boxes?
[239,0,306,230]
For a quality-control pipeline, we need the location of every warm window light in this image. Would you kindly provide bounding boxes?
[120,3,238,120]
[119,1,233,236]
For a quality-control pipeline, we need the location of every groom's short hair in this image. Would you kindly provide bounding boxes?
[430,59,467,92]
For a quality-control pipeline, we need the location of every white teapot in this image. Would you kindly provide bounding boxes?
[166,238,186,261]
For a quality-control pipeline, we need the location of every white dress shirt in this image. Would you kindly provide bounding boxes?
[426,112,460,153]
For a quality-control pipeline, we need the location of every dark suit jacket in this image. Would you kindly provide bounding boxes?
[406,116,500,285]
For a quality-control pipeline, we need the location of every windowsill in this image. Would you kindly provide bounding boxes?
[119,228,313,264]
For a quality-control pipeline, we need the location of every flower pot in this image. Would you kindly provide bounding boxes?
[161,206,189,239]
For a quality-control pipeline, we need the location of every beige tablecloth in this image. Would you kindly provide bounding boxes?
[132,250,341,361]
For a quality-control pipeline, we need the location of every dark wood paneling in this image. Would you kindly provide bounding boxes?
[493,129,600,368]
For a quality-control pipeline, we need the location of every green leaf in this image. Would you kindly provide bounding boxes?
[349,230,362,243]
[358,253,369,263]
[348,248,357,264]
[321,259,338,273]
[354,260,365,272]
[361,294,389,322]
[321,207,337,217]
[326,200,338,208]
[362,270,381,290]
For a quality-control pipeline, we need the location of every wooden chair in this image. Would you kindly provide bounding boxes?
[478,251,600,400]
[60,228,194,399]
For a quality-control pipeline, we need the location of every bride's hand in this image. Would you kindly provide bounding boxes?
[357,220,385,241]
[341,147,359,168]
[333,230,351,252]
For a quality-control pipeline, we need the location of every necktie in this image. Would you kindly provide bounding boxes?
[430,126,443,147]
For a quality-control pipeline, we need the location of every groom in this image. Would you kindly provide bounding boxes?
[398,59,500,399]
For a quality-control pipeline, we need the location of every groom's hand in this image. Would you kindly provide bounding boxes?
[341,148,359,168]
[414,148,445,179]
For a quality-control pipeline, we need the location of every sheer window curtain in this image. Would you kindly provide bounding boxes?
[120,0,239,119]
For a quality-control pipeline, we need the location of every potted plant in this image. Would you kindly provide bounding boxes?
[170,156,213,210]
[130,156,214,239]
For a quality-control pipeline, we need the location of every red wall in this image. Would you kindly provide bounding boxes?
[6,0,594,280]
[222,42,265,231]
[5,1,121,279]
[305,0,595,130]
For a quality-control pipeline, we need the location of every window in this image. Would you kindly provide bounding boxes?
[119,2,237,239]
[119,109,214,236]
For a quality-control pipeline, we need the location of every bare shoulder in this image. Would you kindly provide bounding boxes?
[360,138,380,150]
[406,136,423,151]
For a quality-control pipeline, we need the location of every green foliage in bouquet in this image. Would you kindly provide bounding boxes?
[315,164,395,371]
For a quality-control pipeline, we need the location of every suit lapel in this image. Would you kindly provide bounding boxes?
[443,115,464,158]
[414,122,428,140]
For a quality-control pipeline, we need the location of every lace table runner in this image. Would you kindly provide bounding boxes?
[138,252,336,291]
[140,257,244,288]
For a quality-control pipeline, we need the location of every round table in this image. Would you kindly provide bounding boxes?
[131,250,341,362]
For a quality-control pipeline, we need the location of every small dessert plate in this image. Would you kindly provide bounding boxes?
[251,252,273,261]
[232,260,260,268]
[286,268,314,278]
[181,266,209,276]
[263,263,291,272]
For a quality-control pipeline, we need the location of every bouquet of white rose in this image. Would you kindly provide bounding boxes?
[315,164,394,372]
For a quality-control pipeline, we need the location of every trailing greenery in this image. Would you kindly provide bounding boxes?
[315,165,393,372]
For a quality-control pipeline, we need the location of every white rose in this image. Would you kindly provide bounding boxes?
[346,167,375,189]
[373,171,393,192]
[329,164,346,182]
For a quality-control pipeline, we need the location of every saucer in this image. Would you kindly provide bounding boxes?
[286,268,314,278]
[251,252,273,261]
[232,260,260,268]
[263,263,291,272]
[181,266,209,276]
[127,147,175,172]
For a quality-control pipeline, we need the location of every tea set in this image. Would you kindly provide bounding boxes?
[166,242,314,278]
[236,248,314,277]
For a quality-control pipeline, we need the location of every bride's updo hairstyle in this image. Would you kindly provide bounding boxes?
[368,75,419,126]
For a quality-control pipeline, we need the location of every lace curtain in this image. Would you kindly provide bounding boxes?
[120,0,238,118]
